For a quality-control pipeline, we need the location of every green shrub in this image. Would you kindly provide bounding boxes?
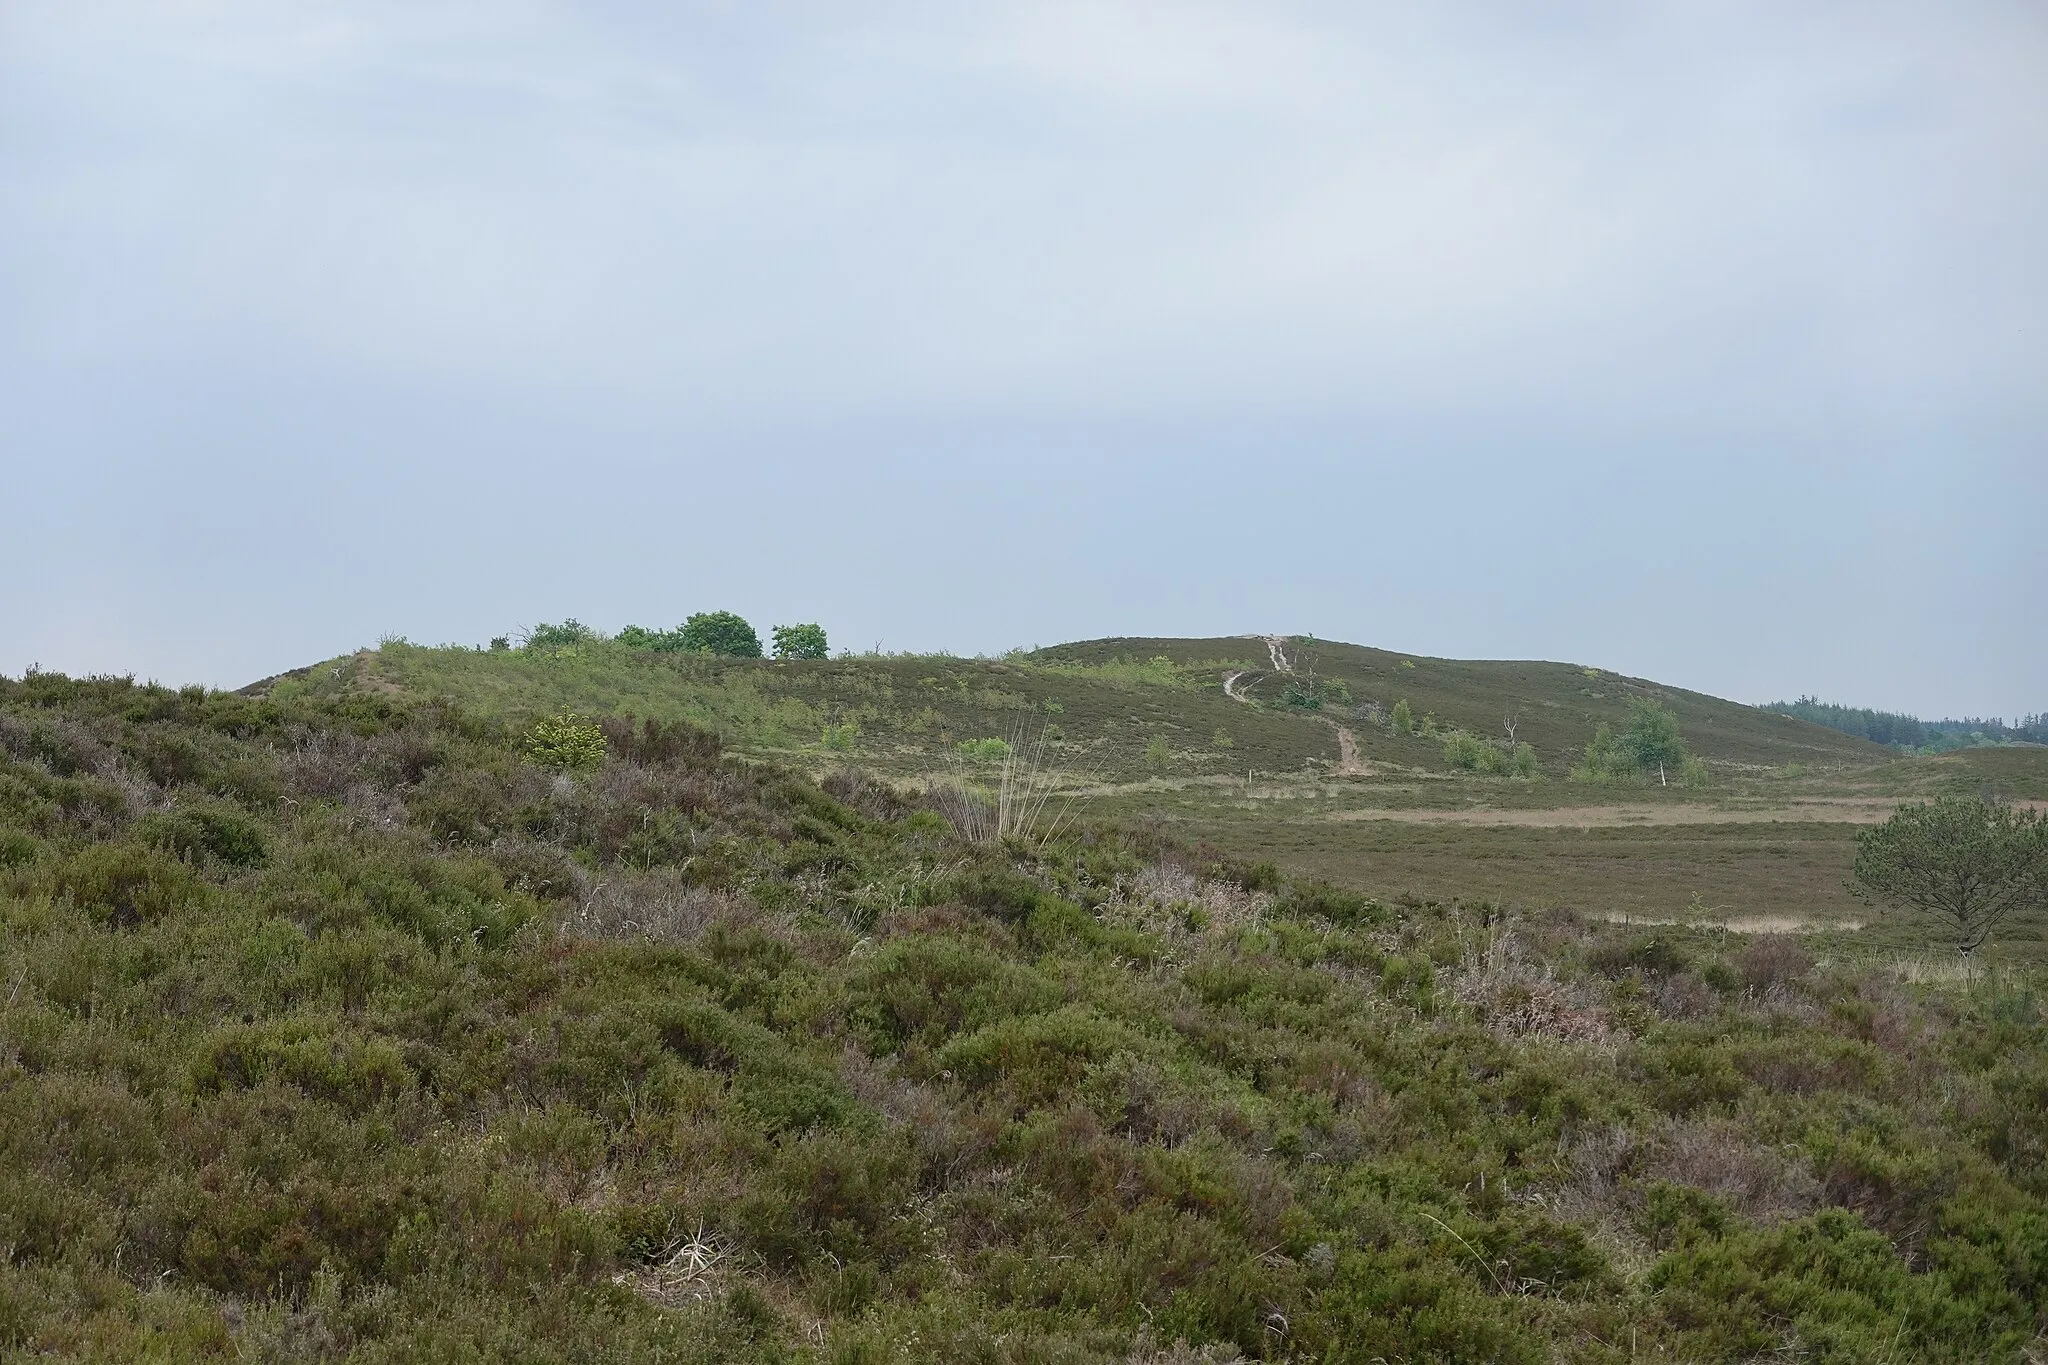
[1390,699,1414,735]
[1282,680,1323,710]
[955,737,1011,762]
[524,710,607,773]
[138,801,268,868]
[936,1006,1147,1107]
[846,937,1061,1053]
[938,866,1043,921]
[1441,732,1488,770]
[188,1019,415,1113]
[0,829,39,867]
[50,842,205,928]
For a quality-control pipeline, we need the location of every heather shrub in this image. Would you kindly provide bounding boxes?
[1736,935,1814,992]
[48,841,206,928]
[3,667,2045,1362]
[138,800,269,868]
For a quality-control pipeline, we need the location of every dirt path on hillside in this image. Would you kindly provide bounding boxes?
[1321,798,1910,828]
[1224,646,1372,776]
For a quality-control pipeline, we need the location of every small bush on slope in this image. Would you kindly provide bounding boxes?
[0,669,2044,1361]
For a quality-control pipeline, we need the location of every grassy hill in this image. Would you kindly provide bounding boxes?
[257,634,1885,785]
[4,665,2047,1362]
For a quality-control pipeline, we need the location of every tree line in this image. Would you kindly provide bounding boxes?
[1766,695,2047,751]
[507,614,829,660]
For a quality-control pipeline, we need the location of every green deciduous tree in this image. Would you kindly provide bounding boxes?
[1619,698,1686,780]
[615,624,683,651]
[679,611,763,658]
[522,620,596,652]
[772,623,829,659]
[1850,797,2048,956]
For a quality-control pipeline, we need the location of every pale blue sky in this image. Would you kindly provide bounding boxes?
[3,2,2042,716]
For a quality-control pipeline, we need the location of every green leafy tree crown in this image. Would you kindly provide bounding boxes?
[1619,698,1687,771]
[522,620,596,652]
[773,623,829,659]
[679,611,763,658]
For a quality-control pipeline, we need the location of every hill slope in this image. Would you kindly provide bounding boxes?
[1035,636,1889,771]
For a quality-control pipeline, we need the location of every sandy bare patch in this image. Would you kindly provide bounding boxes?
[1592,911,1862,934]
[1332,725,1374,777]
[1321,799,1903,828]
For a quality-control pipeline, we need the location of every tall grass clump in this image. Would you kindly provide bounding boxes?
[931,720,1073,845]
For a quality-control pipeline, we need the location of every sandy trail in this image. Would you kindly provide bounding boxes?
[1321,798,1907,828]
[1334,726,1371,776]
[1592,911,1865,934]
[1225,649,1371,776]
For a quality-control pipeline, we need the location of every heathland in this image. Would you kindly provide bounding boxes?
[2,633,2044,1362]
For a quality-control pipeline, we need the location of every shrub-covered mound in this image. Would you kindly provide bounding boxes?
[1,671,2043,1362]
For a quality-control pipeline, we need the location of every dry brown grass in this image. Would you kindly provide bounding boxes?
[1094,863,1275,967]
[1450,931,1614,1046]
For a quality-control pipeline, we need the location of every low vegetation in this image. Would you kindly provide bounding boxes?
[3,667,2046,1362]
[1440,730,1539,778]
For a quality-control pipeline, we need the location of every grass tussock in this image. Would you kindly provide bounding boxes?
[2,669,2046,1362]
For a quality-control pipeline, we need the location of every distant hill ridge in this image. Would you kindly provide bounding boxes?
[256,632,1885,780]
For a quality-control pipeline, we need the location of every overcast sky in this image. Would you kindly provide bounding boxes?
[3,2,2042,717]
